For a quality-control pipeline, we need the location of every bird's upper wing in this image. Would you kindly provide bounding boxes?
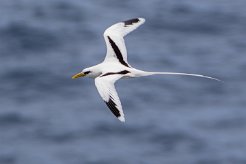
[95,74,125,122]
[103,18,145,67]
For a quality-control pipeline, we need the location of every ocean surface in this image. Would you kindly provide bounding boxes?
[0,0,246,164]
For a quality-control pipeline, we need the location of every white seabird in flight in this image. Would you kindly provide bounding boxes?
[72,18,219,122]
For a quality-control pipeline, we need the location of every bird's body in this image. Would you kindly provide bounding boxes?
[72,18,219,122]
[81,62,147,79]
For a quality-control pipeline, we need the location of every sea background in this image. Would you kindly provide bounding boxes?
[0,0,245,164]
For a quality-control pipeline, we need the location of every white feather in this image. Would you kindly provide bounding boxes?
[95,75,125,122]
[103,18,145,63]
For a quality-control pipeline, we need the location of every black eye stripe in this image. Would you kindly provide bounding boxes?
[84,71,91,74]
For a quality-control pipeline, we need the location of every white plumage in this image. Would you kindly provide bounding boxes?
[103,18,145,64]
[95,74,125,122]
[72,18,220,122]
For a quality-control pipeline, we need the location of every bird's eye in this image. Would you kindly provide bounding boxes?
[84,71,91,75]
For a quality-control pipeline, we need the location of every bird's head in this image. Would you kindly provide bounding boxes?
[72,68,92,79]
[72,66,101,79]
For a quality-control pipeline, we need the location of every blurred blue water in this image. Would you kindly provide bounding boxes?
[0,0,246,164]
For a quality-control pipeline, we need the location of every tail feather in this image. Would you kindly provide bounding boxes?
[137,71,221,82]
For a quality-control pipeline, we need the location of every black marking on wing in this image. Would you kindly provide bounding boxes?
[107,36,130,67]
[105,97,121,118]
[118,70,130,74]
[124,18,140,26]
[101,70,130,77]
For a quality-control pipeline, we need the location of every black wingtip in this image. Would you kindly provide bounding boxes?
[105,98,121,118]
[124,18,140,26]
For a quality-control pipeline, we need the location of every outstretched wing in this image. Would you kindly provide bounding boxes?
[95,74,125,122]
[103,18,145,67]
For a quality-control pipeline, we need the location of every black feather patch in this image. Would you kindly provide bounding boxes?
[101,70,130,77]
[118,70,130,74]
[107,36,130,67]
[105,98,121,118]
[84,71,91,75]
[124,18,140,26]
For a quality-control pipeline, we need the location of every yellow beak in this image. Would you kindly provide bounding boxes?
[72,72,86,79]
